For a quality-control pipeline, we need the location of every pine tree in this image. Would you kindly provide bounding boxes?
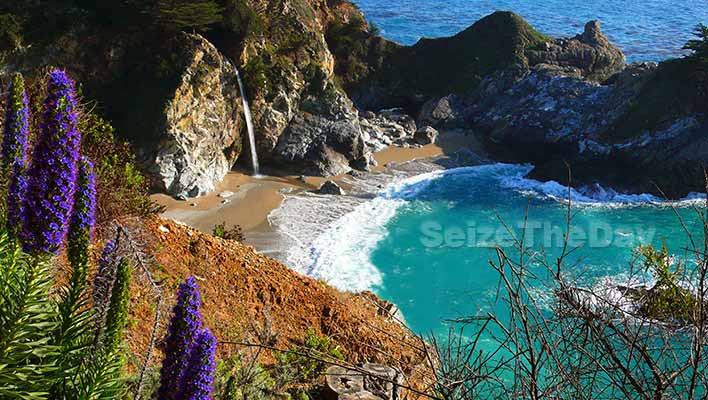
[683,23,708,59]
[155,0,224,32]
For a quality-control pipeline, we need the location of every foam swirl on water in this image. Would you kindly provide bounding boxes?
[269,162,705,293]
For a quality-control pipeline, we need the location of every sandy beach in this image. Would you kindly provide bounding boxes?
[151,130,486,238]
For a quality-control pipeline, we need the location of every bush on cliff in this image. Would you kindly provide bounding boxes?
[637,245,698,323]
[684,23,708,60]
[600,25,708,144]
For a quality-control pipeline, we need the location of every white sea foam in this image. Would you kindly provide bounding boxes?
[267,159,445,291]
[268,161,706,292]
[497,164,706,206]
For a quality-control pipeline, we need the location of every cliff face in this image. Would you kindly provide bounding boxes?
[3,2,703,197]
[128,217,426,375]
[151,33,244,198]
[417,21,708,197]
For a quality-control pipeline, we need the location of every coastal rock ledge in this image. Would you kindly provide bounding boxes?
[150,33,243,199]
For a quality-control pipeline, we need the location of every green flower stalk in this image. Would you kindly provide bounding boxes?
[103,257,131,354]
[1,73,30,235]
[57,157,97,342]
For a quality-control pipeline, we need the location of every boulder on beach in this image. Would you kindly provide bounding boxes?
[317,180,346,195]
[414,126,439,145]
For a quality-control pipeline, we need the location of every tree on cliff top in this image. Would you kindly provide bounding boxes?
[156,0,224,32]
[684,23,708,59]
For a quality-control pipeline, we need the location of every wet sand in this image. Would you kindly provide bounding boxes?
[151,130,485,236]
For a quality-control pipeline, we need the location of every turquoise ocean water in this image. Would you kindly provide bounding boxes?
[353,0,708,62]
[304,164,705,335]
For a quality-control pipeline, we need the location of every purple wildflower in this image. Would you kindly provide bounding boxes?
[181,329,216,400]
[158,277,203,400]
[21,69,81,254]
[1,73,30,234]
[68,157,96,243]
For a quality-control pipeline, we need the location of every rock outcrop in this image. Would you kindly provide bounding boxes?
[527,21,626,83]
[325,364,403,400]
[456,56,708,196]
[5,1,703,198]
[317,180,346,195]
[150,33,243,198]
[413,126,438,145]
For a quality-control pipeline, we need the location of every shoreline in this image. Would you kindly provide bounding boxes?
[150,130,486,245]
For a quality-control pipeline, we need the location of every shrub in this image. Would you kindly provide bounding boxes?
[368,19,381,36]
[215,356,278,400]
[638,245,697,322]
[684,23,708,59]
[156,0,224,33]
[212,222,245,242]
[223,0,264,39]
[79,111,163,224]
[0,13,23,51]
[277,328,343,383]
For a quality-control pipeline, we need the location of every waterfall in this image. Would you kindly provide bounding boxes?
[235,68,260,176]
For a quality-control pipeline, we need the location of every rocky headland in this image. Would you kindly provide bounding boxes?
[4,1,706,199]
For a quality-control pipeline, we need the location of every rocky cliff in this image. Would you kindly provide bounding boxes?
[151,33,243,198]
[418,21,708,197]
[2,2,704,198]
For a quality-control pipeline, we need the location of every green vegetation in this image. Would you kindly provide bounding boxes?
[0,13,22,51]
[277,328,343,383]
[216,355,278,400]
[637,245,698,323]
[156,0,224,32]
[214,328,344,400]
[684,23,708,60]
[213,222,245,242]
[0,234,132,399]
[326,10,550,110]
[79,112,163,223]
[601,24,708,144]
[326,13,379,88]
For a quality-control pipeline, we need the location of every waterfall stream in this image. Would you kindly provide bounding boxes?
[235,68,260,176]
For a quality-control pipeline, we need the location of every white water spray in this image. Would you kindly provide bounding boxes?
[235,68,260,176]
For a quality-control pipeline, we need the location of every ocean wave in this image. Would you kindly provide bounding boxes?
[270,162,705,293]
[496,165,705,206]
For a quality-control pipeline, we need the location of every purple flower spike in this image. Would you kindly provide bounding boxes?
[68,156,96,241]
[2,73,30,234]
[181,329,216,400]
[21,69,81,254]
[158,277,203,400]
